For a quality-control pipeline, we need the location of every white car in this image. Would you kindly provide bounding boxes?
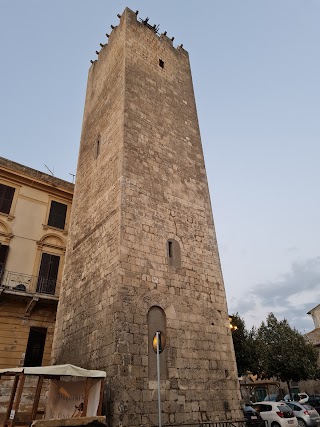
[252,401,298,427]
[286,401,320,427]
[284,394,309,404]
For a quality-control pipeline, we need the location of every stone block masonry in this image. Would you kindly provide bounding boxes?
[52,7,241,426]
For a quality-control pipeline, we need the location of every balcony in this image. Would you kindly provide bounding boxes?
[0,270,60,316]
[0,270,60,297]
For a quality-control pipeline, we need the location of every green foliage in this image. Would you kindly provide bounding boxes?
[231,312,319,386]
[230,314,247,376]
[256,313,318,383]
[231,313,262,376]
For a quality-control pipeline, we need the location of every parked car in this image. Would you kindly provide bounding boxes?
[286,402,320,427]
[252,401,298,427]
[308,398,320,414]
[264,394,284,402]
[284,394,309,404]
[243,405,264,426]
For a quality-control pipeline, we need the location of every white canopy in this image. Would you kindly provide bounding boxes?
[0,364,106,378]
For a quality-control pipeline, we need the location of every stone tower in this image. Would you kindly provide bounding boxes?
[52,8,241,426]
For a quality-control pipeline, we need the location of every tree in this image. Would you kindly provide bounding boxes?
[256,313,319,396]
[231,313,263,376]
[231,312,319,394]
[231,314,248,376]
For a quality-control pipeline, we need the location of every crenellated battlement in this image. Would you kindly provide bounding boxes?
[90,7,187,67]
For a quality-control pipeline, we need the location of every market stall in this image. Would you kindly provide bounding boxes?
[0,364,106,427]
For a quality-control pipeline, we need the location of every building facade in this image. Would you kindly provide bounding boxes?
[0,157,73,370]
[289,306,320,396]
[307,304,320,350]
[52,8,241,426]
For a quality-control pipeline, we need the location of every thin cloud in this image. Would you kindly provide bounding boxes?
[230,257,320,332]
[286,246,299,253]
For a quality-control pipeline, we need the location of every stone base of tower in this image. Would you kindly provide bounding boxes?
[106,378,241,426]
[53,276,242,426]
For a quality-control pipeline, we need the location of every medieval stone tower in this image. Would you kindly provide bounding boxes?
[52,8,241,426]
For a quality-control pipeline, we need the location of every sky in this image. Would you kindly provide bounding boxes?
[1,1,319,333]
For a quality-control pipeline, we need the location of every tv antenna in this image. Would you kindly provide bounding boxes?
[44,164,54,176]
[69,173,76,183]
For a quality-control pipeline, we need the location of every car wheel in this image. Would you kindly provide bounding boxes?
[297,419,307,427]
[271,423,280,427]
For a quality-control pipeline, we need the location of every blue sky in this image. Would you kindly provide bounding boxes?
[1,1,319,332]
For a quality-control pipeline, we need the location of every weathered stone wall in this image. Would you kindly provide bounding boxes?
[52,10,126,372]
[53,8,241,426]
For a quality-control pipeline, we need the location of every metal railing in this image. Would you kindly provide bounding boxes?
[152,421,266,427]
[0,270,60,296]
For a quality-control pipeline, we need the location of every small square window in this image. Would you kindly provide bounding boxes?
[159,59,164,69]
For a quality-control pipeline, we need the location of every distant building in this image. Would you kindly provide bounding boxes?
[306,304,320,350]
[0,157,73,369]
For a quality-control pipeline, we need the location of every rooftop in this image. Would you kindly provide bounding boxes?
[0,156,74,193]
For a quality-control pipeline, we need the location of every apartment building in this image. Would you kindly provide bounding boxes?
[0,157,73,368]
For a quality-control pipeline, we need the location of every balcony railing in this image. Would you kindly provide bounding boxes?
[0,270,60,296]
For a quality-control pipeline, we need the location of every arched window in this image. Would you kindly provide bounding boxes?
[148,306,167,380]
[167,239,181,268]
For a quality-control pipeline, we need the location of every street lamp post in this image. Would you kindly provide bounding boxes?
[156,331,162,427]
[153,331,166,427]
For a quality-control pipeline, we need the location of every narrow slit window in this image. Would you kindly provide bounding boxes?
[159,59,164,69]
[168,241,173,258]
[95,139,100,159]
[167,239,181,268]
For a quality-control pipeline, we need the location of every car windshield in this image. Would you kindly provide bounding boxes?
[265,395,277,401]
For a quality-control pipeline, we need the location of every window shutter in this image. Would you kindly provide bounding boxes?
[0,184,15,214]
[0,245,9,276]
[48,255,60,281]
[37,253,60,294]
[38,253,51,280]
[47,201,67,229]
